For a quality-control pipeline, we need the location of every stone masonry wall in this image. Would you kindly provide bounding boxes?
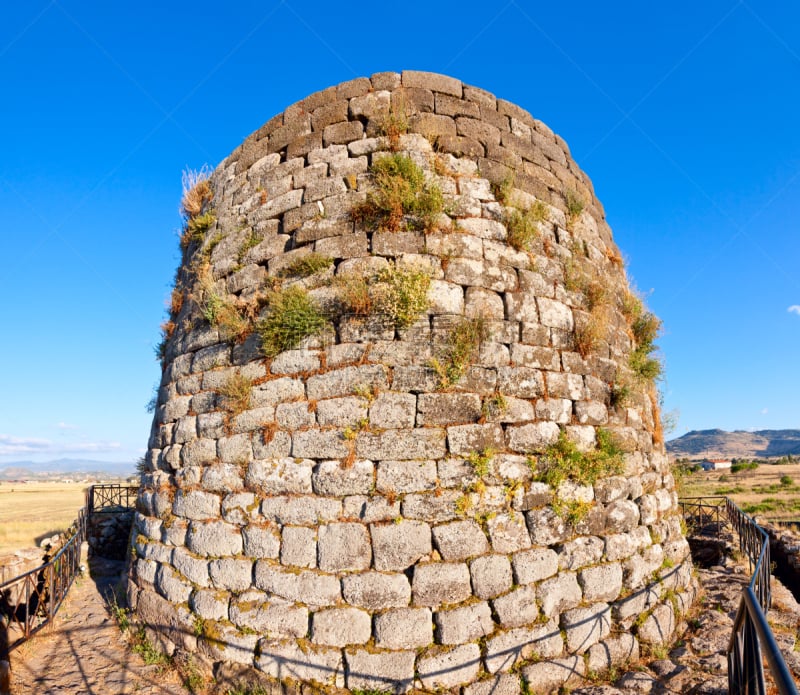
[129,71,695,694]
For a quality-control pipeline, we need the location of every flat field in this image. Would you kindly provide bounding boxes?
[0,482,87,555]
[679,461,800,522]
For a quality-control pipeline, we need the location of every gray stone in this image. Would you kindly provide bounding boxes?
[344,649,415,694]
[470,554,513,599]
[606,499,640,533]
[203,463,245,493]
[317,523,371,572]
[342,571,411,610]
[242,525,281,559]
[187,520,242,557]
[246,458,313,494]
[586,634,639,674]
[412,562,472,607]
[484,620,563,673]
[401,490,460,523]
[315,396,368,427]
[217,434,253,464]
[432,520,489,560]
[417,393,482,425]
[201,624,258,667]
[342,494,401,523]
[172,489,220,521]
[230,592,308,637]
[312,607,371,646]
[171,546,210,587]
[312,459,374,496]
[520,656,586,693]
[526,507,570,545]
[275,401,316,429]
[371,520,432,571]
[270,349,320,375]
[447,423,505,456]
[604,533,639,561]
[368,392,417,428]
[209,558,253,591]
[281,526,316,568]
[637,603,676,645]
[254,563,341,607]
[156,565,192,603]
[190,589,228,621]
[291,430,349,459]
[221,492,259,526]
[305,364,388,400]
[374,608,432,649]
[261,496,342,525]
[512,547,559,585]
[251,377,305,407]
[538,572,582,617]
[579,563,623,603]
[257,639,343,688]
[558,536,604,570]
[435,601,494,644]
[492,586,539,628]
[486,513,530,553]
[507,421,560,452]
[561,603,611,653]
[357,428,447,460]
[417,643,481,690]
[376,460,437,493]
[463,674,521,695]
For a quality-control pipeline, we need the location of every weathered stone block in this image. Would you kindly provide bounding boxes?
[417,393,482,426]
[172,489,220,521]
[261,496,342,525]
[492,585,539,628]
[418,643,482,690]
[257,639,343,687]
[371,520,432,571]
[470,554,513,599]
[312,607,371,646]
[357,428,446,460]
[187,520,243,557]
[557,536,604,570]
[254,564,341,607]
[520,656,586,693]
[344,649,415,694]
[317,523,371,572]
[368,392,417,429]
[209,558,253,592]
[432,520,489,560]
[376,459,437,493]
[312,459,374,496]
[374,608,432,649]
[230,593,308,637]
[435,601,494,644]
[281,526,316,568]
[561,603,611,653]
[484,620,563,673]
[538,572,582,617]
[487,513,532,554]
[447,423,504,456]
[342,571,411,610]
[241,525,280,559]
[579,563,623,603]
[246,458,313,494]
[412,562,472,607]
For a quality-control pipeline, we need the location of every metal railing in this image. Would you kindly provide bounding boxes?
[681,496,799,695]
[86,484,138,513]
[0,484,139,653]
[0,510,87,651]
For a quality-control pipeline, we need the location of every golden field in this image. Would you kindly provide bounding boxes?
[678,461,800,522]
[0,482,88,555]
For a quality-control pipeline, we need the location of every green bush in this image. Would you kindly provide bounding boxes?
[279,253,334,278]
[258,286,329,357]
[533,428,624,489]
[430,318,488,389]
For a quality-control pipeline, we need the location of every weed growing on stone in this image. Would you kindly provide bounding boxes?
[481,393,508,420]
[535,428,624,489]
[380,100,409,152]
[505,201,548,252]
[217,374,253,417]
[430,317,488,389]
[491,174,515,205]
[335,273,373,317]
[564,188,584,229]
[181,166,213,219]
[467,448,495,478]
[351,153,443,232]
[182,210,217,249]
[132,627,171,668]
[279,253,334,278]
[237,229,262,263]
[258,286,329,358]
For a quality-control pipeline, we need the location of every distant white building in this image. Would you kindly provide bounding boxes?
[700,458,732,471]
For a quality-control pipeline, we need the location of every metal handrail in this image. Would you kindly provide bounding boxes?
[0,509,87,651]
[681,496,799,695]
[86,484,138,513]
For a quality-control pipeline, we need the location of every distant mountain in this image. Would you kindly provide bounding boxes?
[666,429,800,459]
[0,458,135,480]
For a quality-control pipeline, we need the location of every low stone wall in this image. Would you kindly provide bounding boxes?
[88,508,135,561]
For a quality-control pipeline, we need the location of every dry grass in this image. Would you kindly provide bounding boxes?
[0,482,87,555]
[180,166,213,219]
[679,462,800,522]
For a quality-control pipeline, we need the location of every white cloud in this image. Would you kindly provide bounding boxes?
[788,305,800,316]
[761,408,769,415]
[55,422,79,430]
[0,433,120,458]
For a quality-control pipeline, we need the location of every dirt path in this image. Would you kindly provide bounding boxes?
[8,550,188,695]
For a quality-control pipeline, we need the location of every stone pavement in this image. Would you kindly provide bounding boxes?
[8,550,189,695]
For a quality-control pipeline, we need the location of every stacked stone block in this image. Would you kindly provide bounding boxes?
[130,71,695,693]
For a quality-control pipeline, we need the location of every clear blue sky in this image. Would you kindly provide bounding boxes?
[1,0,798,464]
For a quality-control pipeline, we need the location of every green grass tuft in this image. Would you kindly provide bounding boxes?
[257,286,329,357]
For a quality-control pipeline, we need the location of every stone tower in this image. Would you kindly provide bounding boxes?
[130,72,694,693]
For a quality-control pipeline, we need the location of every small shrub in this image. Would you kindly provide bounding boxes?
[629,345,662,382]
[632,311,661,347]
[610,382,630,408]
[505,202,547,252]
[780,475,794,487]
[258,286,329,358]
[279,253,334,278]
[196,265,254,342]
[731,461,759,473]
[564,189,584,227]
[132,627,171,667]
[181,210,216,249]
[372,266,431,329]
[430,317,488,389]
[181,166,213,219]
[352,153,443,232]
[217,374,253,417]
[380,99,409,151]
[467,448,495,478]
[335,273,373,317]
[237,229,262,263]
[535,428,624,489]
